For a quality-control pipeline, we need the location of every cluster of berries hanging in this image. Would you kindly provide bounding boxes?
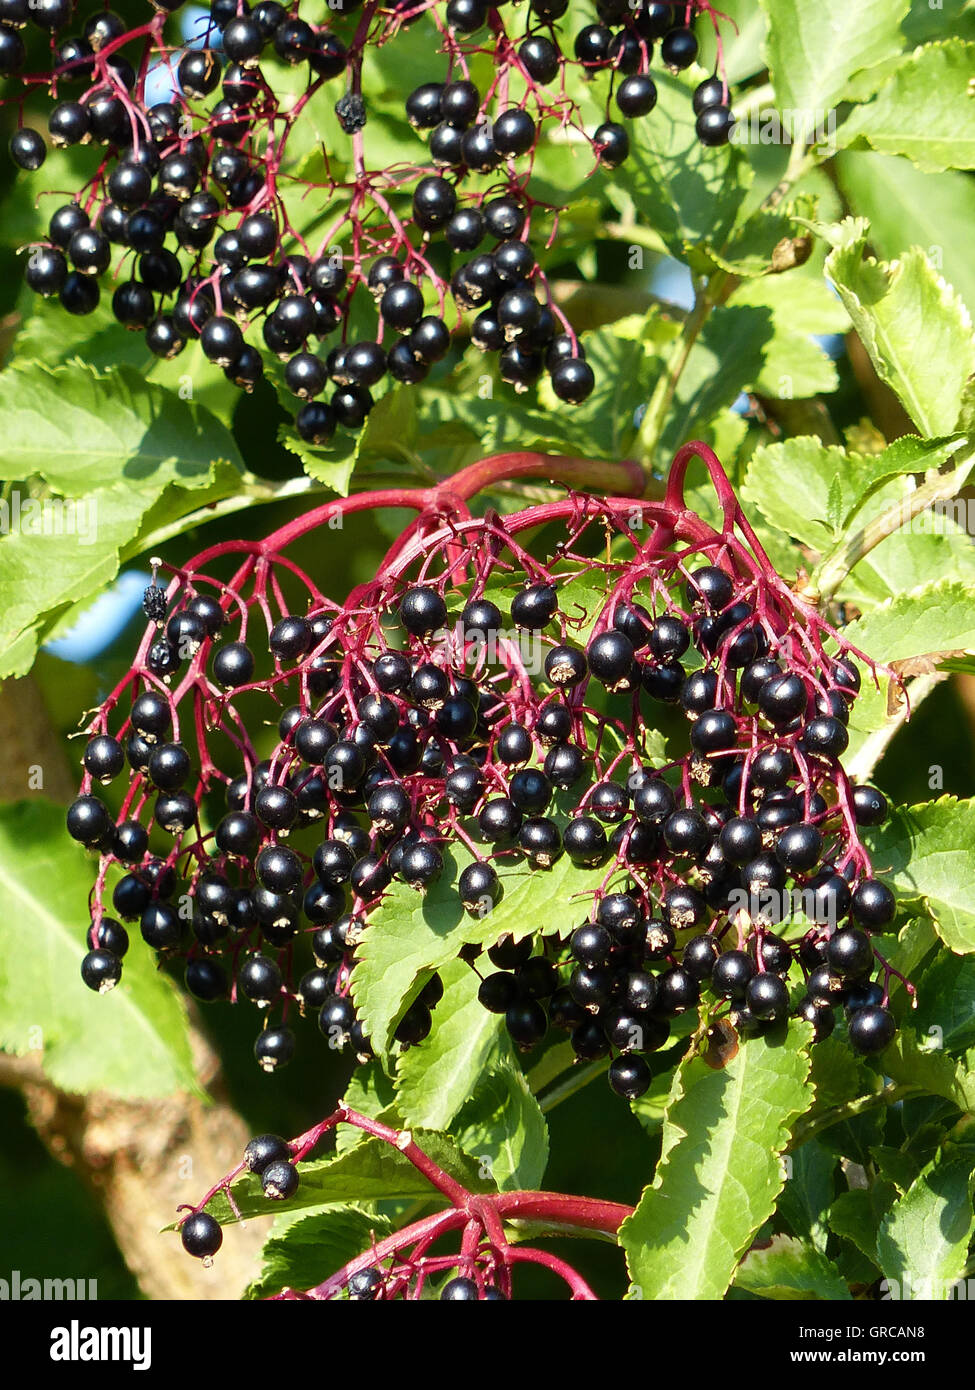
[4,0,734,436]
[67,445,904,1105]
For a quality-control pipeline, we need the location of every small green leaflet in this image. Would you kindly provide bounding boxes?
[835,151,975,320]
[0,361,242,494]
[0,799,197,1098]
[822,218,975,437]
[453,1058,550,1192]
[838,41,975,173]
[621,1026,815,1300]
[396,958,505,1131]
[876,1153,975,1298]
[840,581,975,666]
[863,797,975,953]
[742,434,966,554]
[734,1234,851,1300]
[828,1183,898,1267]
[245,1207,394,1300]
[759,0,909,147]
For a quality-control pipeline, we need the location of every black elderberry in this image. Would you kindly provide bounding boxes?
[616,73,657,118]
[212,641,254,689]
[181,1211,223,1260]
[587,631,636,691]
[682,934,720,980]
[509,768,551,813]
[570,924,612,968]
[394,998,433,1046]
[745,972,790,1021]
[511,583,557,630]
[662,807,710,856]
[661,25,698,68]
[848,1005,896,1055]
[608,1055,651,1100]
[261,1158,299,1197]
[81,948,122,993]
[399,585,447,636]
[255,1027,296,1073]
[827,927,873,978]
[563,815,608,865]
[796,996,836,1041]
[801,716,849,760]
[478,797,522,842]
[850,879,895,929]
[185,957,228,1002]
[505,998,548,1049]
[662,884,706,930]
[519,35,560,83]
[9,127,46,171]
[712,950,755,999]
[697,105,735,146]
[459,860,499,916]
[775,823,823,873]
[66,794,112,847]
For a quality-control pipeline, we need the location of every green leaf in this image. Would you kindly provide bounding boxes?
[876,1153,975,1297]
[0,485,155,678]
[350,842,599,1057]
[835,152,975,319]
[0,799,197,1097]
[245,1207,393,1299]
[870,1145,923,1195]
[823,219,975,436]
[396,958,504,1131]
[620,1027,815,1300]
[453,1060,550,1192]
[878,1029,975,1112]
[839,41,975,172]
[914,953,975,1053]
[0,362,242,493]
[659,305,774,455]
[0,363,245,676]
[842,580,975,663]
[728,270,851,399]
[742,434,963,553]
[838,520,975,610]
[776,1140,837,1253]
[759,0,909,147]
[828,1183,898,1266]
[734,1234,851,1300]
[207,1129,494,1226]
[863,797,975,953]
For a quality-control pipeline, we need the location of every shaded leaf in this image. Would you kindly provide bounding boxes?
[0,799,197,1097]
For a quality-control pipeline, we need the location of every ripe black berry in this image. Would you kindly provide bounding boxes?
[81,948,122,993]
[848,1005,896,1055]
[608,1055,651,1100]
[400,585,447,636]
[262,1158,300,1198]
[850,879,895,929]
[587,631,635,691]
[213,641,254,689]
[181,1211,223,1259]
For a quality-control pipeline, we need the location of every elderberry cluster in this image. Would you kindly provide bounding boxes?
[67,480,901,1103]
[6,0,733,431]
